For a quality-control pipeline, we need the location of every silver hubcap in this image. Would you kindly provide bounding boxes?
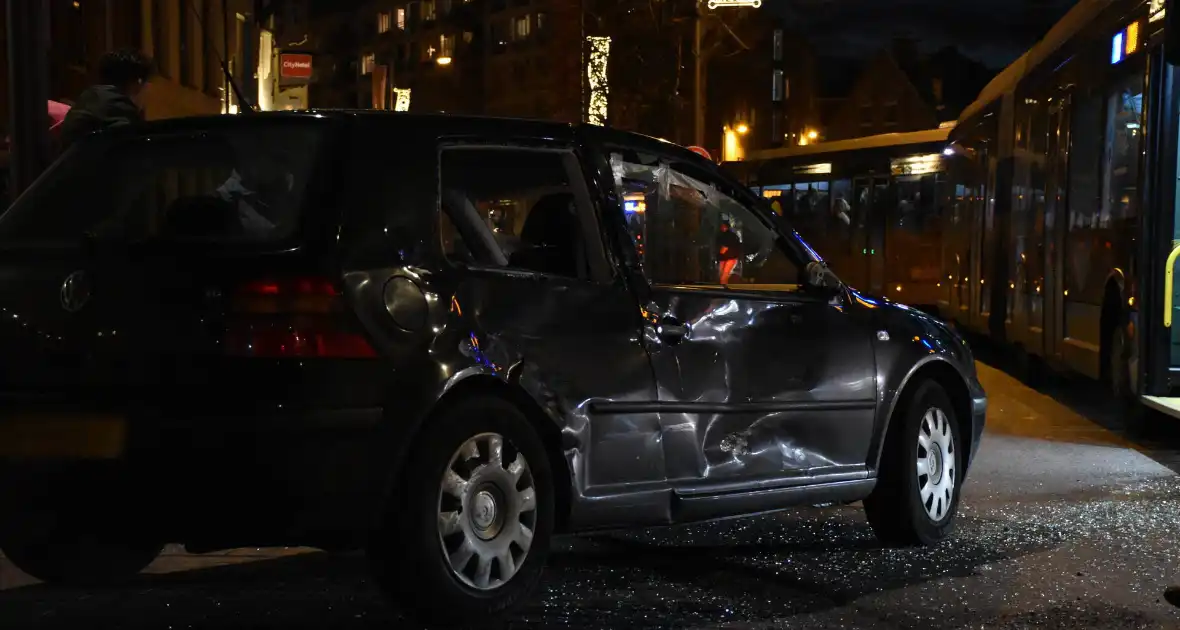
[916,407,956,522]
[437,432,536,591]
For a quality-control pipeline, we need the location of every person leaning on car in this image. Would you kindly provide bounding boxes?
[59,49,154,151]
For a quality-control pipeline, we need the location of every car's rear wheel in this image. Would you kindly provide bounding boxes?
[368,396,554,627]
[865,380,962,547]
[0,472,164,586]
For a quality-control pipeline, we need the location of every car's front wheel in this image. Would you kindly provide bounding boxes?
[865,379,962,547]
[368,396,554,627]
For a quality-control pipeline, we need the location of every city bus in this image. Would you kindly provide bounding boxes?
[941,0,1180,418]
[725,128,953,313]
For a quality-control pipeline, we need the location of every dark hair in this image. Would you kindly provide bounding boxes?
[98,49,154,87]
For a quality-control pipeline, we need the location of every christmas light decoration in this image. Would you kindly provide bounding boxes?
[586,36,611,126]
[394,88,412,112]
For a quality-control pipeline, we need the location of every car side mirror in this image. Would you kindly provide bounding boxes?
[805,261,842,294]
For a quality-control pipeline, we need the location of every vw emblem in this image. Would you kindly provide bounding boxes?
[60,270,92,313]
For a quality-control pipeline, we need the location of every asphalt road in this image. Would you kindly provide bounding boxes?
[2,362,1180,629]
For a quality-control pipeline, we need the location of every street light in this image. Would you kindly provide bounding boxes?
[736,123,749,134]
[436,56,452,66]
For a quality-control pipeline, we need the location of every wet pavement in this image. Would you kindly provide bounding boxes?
[3,362,1180,628]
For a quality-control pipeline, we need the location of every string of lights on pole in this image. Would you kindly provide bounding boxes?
[586,36,611,127]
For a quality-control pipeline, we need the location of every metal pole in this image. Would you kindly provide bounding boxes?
[7,0,51,200]
[224,0,232,113]
[693,2,704,147]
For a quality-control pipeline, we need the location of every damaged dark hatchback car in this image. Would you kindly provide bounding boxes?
[0,112,986,626]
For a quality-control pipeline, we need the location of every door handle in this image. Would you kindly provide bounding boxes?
[657,318,690,344]
[1165,242,1180,328]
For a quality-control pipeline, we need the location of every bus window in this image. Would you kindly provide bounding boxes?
[1066,91,1103,307]
[831,179,853,256]
[1103,84,1143,223]
[890,174,943,300]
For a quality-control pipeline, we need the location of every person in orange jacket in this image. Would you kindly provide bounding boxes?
[717,221,741,284]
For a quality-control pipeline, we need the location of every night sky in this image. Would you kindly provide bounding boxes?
[767,0,1079,68]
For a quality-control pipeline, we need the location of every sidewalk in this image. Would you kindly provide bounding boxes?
[1,545,315,591]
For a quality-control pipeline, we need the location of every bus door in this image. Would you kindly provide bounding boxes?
[852,176,889,294]
[1140,52,1180,413]
[1043,96,1071,362]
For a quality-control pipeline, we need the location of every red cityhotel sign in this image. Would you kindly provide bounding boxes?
[280,54,313,79]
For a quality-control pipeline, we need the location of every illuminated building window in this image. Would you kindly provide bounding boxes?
[586,36,611,126]
[773,29,783,62]
[772,69,784,102]
[423,0,437,21]
[397,8,406,30]
[362,53,375,75]
[513,15,531,40]
[440,34,455,58]
[378,12,391,33]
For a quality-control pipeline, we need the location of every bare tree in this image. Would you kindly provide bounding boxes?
[586,0,761,143]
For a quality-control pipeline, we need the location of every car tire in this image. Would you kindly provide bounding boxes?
[367,396,555,627]
[0,511,163,586]
[865,379,962,547]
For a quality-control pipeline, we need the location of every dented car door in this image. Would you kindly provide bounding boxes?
[602,144,879,492]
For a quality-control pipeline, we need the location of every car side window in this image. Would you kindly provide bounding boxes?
[0,126,324,248]
[440,211,477,264]
[439,147,591,280]
[610,150,804,290]
[95,127,322,244]
[0,144,110,247]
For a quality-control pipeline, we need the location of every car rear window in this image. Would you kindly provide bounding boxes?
[0,123,326,248]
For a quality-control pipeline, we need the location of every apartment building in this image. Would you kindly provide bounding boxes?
[357,0,606,126]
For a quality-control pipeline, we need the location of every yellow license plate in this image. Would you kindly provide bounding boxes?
[0,414,127,459]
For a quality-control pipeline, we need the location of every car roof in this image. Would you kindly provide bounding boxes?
[120,110,713,166]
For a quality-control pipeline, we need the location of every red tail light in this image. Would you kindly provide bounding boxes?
[225,276,378,358]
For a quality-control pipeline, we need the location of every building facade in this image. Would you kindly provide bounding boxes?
[708,21,828,159]
[0,0,321,137]
[352,0,765,147]
[358,0,581,121]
